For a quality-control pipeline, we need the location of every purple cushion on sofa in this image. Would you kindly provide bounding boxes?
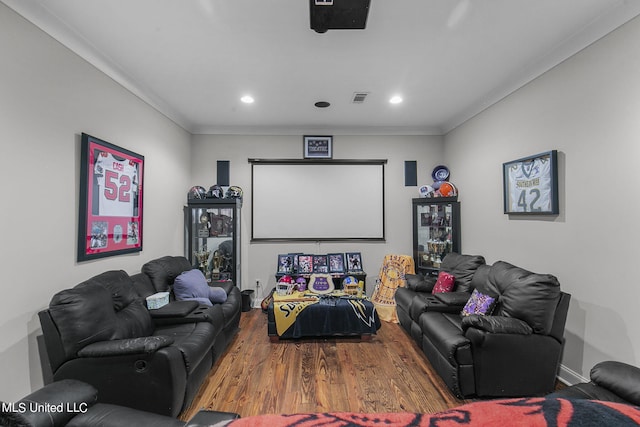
[174,269,227,306]
[174,269,210,306]
[461,289,497,316]
[209,286,228,304]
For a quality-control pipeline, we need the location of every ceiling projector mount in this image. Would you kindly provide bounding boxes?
[310,0,371,34]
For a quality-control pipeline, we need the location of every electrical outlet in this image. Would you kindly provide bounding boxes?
[255,279,261,288]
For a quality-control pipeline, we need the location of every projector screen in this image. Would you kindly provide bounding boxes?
[250,159,386,241]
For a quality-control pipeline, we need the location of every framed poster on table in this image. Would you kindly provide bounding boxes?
[503,150,558,215]
[346,252,363,272]
[78,133,144,261]
[328,253,345,273]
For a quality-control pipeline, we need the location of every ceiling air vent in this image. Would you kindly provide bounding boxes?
[352,92,369,104]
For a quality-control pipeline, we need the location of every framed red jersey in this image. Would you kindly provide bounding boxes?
[78,133,144,261]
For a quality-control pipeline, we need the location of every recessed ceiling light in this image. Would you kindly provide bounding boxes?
[389,96,403,104]
[241,95,254,104]
[314,101,331,108]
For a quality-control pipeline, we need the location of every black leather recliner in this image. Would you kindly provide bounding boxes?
[39,269,220,417]
[548,361,640,406]
[0,379,239,427]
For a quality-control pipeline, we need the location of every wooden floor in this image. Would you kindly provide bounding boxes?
[180,308,471,420]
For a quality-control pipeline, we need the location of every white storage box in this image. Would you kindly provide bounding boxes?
[146,292,170,309]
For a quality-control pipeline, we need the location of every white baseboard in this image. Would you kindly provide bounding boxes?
[557,363,588,386]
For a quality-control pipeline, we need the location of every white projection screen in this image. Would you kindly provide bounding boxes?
[250,159,386,241]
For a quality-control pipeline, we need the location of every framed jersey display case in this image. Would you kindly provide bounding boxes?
[78,133,144,261]
[503,150,559,215]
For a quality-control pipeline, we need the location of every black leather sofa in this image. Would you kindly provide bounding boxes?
[395,253,571,399]
[132,255,242,360]
[38,256,241,418]
[548,361,640,406]
[0,379,239,427]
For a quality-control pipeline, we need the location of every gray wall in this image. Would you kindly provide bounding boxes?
[0,4,191,400]
[445,14,640,383]
[190,134,444,302]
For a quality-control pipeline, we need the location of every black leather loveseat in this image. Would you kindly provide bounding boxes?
[395,253,571,399]
[38,256,241,417]
[0,379,239,427]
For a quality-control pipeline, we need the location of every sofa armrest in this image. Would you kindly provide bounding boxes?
[434,291,471,307]
[462,315,533,335]
[149,300,200,318]
[590,361,640,406]
[77,336,174,357]
[3,379,97,427]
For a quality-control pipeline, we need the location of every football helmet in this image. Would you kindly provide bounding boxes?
[206,184,224,199]
[225,185,243,200]
[438,181,458,197]
[188,186,206,200]
[342,276,358,286]
[419,185,435,198]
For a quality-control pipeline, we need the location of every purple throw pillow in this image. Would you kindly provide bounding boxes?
[174,269,225,306]
[461,289,497,316]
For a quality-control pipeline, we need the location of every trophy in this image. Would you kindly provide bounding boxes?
[194,249,211,276]
[211,250,223,281]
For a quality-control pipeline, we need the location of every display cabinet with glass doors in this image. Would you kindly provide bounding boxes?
[184,199,241,288]
[412,197,460,276]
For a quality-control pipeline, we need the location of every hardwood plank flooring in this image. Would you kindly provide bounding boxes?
[180,308,470,420]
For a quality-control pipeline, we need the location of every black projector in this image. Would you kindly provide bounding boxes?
[310,0,371,33]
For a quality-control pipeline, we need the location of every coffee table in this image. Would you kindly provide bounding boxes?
[267,291,381,341]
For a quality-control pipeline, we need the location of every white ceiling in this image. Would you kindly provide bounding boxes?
[4,0,640,135]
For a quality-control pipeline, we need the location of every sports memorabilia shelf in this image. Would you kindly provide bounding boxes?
[275,252,367,292]
[184,198,241,288]
[412,197,461,276]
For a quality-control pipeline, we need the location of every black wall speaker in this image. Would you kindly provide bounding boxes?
[405,161,417,187]
[217,160,230,186]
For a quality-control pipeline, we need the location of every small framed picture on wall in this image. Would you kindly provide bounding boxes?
[303,135,333,159]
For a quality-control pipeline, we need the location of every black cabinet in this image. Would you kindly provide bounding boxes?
[412,197,460,276]
[184,199,241,288]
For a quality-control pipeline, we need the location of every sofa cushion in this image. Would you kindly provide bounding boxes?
[420,312,473,365]
[441,253,486,293]
[82,271,155,340]
[142,256,193,293]
[405,274,436,293]
[461,289,497,316]
[432,271,455,294]
[488,261,561,335]
[49,283,117,358]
